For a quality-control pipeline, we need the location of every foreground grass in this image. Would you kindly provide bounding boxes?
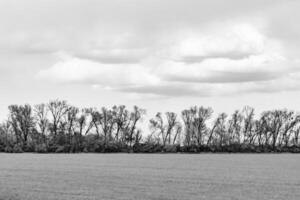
[0,154,300,200]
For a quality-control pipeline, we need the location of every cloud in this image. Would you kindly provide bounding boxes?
[36,55,160,87]
[37,34,299,98]
[75,49,146,64]
[169,24,265,63]
[27,4,300,98]
[118,84,213,97]
[161,53,290,83]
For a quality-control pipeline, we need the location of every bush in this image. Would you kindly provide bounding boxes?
[133,143,147,152]
[55,145,65,153]
[133,143,164,153]
[12,144,23,153]
[104,143,121,153]
[83,147,89,153]
[4,146,13,153]
[35,143,48,153]
[0,144,5,152]
[163,145,179,153]
[23,143,35,152]
[92,143,103,152]
[180,145,200,153]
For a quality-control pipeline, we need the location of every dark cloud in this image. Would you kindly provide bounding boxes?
[164,71,281,83]
[75,54,142,64]
[117,84,213,97]
[177,52,256,63]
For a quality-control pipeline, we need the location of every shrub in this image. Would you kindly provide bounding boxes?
[4,146,13,153]
[163,145,178,153]
[55,145,65,153]
[0,144,5,152]
[12,144,23,153]
[23,143,35,152]
[104,143,121,153]
[83,147,89,153]
[35,143,48,153]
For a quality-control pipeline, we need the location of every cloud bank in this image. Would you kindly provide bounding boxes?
[0,0,298,98]
[37,22,299,97]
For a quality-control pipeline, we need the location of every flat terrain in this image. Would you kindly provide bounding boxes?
[0,154,299,200]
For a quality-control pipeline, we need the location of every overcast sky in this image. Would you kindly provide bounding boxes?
[1,0,300,120]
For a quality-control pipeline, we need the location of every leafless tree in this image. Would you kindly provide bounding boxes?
[150,112,180,146]
[207,113,227,146]
[47,100,70,137]
[112,105,130,143]
[227,110,243,145]
[34,103,49,144]
[182,109,193,146]
[8,104,35,147]
[65,106,79,149]
[242,106,255,145]
[127,106,146,148]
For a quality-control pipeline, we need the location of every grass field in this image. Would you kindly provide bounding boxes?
[0,153,299,200]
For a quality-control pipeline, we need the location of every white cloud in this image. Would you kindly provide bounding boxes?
[36,21,300,98]
[161,53,289,83]
[38,25,298,96]
[169,24,266,62]
[37,55,160,87]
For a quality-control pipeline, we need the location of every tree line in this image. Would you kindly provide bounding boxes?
[0,100,300,153]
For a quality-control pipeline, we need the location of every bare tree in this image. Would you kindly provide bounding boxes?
[8,104,35,147]
[242,106,255,145]
[127,106,146,148]
[293,126,300,146]
[182,109,193,147]
[149,112,164,145]
[150,111,182,147]
[47,100,70,138]
[165,112,179,145]
[34,103,49,144]
[0,121,13,148]
[112,105,130,143]
[194,107,213,146]
[214,113,228,146]
[207,113,227,146]
[181,106,212,147]
[227,110,243,145]
[173,123,182,145]
[85,108,101,138]
[98,107,114,145]
[280,111,300,147]
[76,108,94,143]
[65,106,79,150]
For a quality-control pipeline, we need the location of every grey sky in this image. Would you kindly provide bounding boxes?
[0,0,300,120]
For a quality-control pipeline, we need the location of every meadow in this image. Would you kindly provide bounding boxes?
[0,154,299,200]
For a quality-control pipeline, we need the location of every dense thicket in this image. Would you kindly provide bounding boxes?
[1,100,300,153]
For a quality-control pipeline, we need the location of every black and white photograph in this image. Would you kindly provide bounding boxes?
[0,0,300,199]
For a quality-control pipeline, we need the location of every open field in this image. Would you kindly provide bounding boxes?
[0,154,299,200]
